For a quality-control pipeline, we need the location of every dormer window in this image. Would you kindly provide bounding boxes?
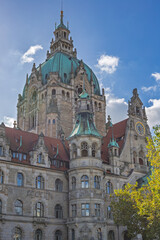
[37,153,43,164]
[64,73,67,82]
[64,31,66,38]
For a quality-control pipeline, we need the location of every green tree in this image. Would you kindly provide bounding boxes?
[111,125,160,240]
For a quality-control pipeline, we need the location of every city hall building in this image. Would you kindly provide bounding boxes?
[0,11,150,240]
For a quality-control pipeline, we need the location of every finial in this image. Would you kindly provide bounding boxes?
[60,0,64,24]
[55,22,57,30]
[13,120,17,129]
[67,21,69,29]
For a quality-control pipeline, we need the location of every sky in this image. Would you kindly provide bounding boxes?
[0,0,160,129]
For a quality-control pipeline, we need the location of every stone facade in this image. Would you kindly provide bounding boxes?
[0,11,151,240]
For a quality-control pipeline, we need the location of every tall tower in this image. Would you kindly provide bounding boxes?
[17,11,106,138]
[67,87,106,239]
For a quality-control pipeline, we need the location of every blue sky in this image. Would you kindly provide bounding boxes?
[0,0,160,128]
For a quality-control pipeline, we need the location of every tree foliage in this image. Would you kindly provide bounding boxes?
[111,125,160,240]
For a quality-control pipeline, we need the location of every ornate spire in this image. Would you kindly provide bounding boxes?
[60,10,64,24]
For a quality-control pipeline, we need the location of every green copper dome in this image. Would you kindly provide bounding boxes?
[68,112,102,139]
[24,52,100,98]
[108,138,119,148]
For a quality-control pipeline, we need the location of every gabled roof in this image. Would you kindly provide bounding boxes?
[5,127,69,165]
[101,119,128,163]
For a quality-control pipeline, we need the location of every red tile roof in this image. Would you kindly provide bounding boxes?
[101,119,128,163]
[5,127,70,167]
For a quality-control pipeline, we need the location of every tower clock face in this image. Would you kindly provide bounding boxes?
[135,121,145,136]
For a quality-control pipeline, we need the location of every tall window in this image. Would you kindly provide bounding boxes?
[35,202,44,217]
[108,230,115,240]
[0,146,3,156]
[81,175,89,188]
[0,170,4,184]
[55,230,62,240]
[15,200,23,215]
[72,229,75,240]
[72,204,77,217]
[81,142,88,157]
[95,203,100,217]
[92,143,97,157]
[107,206,112,219]
[0,200,2,214]
[55,204,63,219]
[52,89,56,96]
[72,144,77,158]
[37,153,43,164]
[55,179,63,192]
[94,176,101,189]
[13,227,22,240]
[36,176,44,189]
[17,173,23,187]
[106,181,113,194]
[81,203,90,216]
[35,229,42,240]
[72,177,76,190]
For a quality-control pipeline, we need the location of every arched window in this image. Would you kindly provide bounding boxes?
[13,227,22,240]
[95,101,97,110]
[72,177,76,190]
[36,176,44,189]
[64,73,67,82]
[0,170,4,184]
[15,200,23,215]
[37,153,43,164]
[94,176,101,189]
[99,103,102,111]
[92,143,97,157]
[35,229,42,240]
[81,175,89,188]
[108,230,115,240]
[17,173,23,187]
[139,150,144,165]
[62,90,65,98]
[72,144,77,158]
[106,181,113,194]
[95,203,100,217]
[52,89,56,96]
[0,146,3,156]
[107,206,112,219]
[55,230,62,240]
[133,151,137,164]
[67,92,70,99]
[55,179,63,192]
[139,158,143,165]
[35,202,44,217]
[81,142,88,157]
[72,229,75,240]
[55,204,63,219]
[0,199,2,214]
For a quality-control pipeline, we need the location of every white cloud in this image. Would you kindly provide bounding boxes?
[96,54,119,74]
[146,99,160,129]
[141,85,157,92]
[3,116,16,128]
[105,93,128,123]
[21,45,43,63]
[151,72,160,81]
